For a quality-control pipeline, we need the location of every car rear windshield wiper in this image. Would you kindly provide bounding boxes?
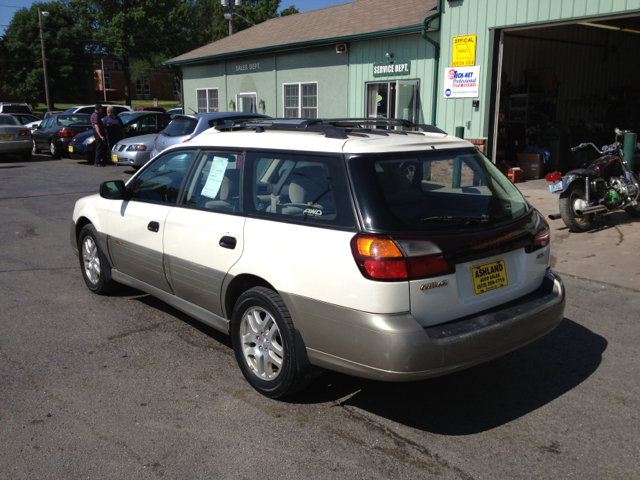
[420,215,490,224]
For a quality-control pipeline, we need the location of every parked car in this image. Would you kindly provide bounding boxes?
[150,112,269,157]
[167,107,182,115]
[32,113,92,158]
[71,118,565,399]
[133,106,166,113]
[110,133,158,168]
[0,103,33,115]
[63,104,132,116]
[69,112,172,161]
[0,114,33,161]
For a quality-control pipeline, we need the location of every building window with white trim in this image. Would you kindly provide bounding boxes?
[283,82,317,118]
[104,73,111,89]
[196,88,219,113]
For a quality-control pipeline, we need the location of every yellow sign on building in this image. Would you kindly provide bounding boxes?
[452,35,477,67]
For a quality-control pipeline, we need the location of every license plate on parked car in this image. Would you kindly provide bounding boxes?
[112,154,118,162]
[471,259,509,296]
[549,182,563,193]
[1,134,12,141]
[68,146,73,152]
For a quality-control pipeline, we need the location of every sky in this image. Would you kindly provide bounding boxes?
[0,0,354,36]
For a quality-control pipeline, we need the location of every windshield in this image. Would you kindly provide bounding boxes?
[348,148,530,233]
[162,117,197,137]
[57,114,91,126]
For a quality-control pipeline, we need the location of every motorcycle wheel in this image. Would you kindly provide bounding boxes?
[559,182,593,232]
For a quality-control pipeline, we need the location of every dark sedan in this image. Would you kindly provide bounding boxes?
[32,114,93,159]
[69,112,172,161]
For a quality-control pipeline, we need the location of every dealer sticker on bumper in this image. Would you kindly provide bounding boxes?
[471,259,509,295]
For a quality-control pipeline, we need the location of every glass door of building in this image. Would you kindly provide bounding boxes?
[366,80,418,126]
[237,93,257,113]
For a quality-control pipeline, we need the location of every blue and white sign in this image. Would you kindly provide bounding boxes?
[443,66,481,98]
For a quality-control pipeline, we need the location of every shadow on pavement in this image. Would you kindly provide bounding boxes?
[288,318,606,435]
[117,290,606,434]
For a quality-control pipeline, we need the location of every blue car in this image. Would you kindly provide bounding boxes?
[150,112,269,157]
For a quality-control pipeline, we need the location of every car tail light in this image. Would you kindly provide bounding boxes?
[18,130,31,136]
[531,211,550,251]
[350,234,450,281]
[533,227,550,250]
[57,129,78,137]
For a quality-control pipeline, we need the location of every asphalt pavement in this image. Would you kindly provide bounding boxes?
[1,153,639,479]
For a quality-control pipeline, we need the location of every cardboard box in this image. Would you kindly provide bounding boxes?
[517,153,542,180]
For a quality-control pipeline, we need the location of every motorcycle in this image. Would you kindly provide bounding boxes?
[548,128,640,232]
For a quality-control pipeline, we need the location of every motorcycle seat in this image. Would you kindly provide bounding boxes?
[566,168,599,177]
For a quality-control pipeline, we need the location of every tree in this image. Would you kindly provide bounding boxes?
[0,1,94,107]
[186,0,299,48]
[66,0,194,106]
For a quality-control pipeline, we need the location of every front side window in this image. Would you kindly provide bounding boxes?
[130,150,197,204]
[196,88,219,113]
[140,115,157,132]
[283,82,318,118]
[180,151,243,213]
[349,149,531,233]
[249,152,354,228]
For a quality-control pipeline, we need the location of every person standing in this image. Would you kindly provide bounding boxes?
[103,106,124,152]
[91,104,107,167]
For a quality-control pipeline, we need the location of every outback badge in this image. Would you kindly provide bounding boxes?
[420,280,449,290]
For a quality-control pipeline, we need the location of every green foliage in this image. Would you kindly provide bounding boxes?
[0,1,94,106]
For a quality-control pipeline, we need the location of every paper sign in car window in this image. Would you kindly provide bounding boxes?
[201,156,228,199]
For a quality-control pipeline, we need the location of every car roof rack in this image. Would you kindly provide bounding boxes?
[218,118,447,139]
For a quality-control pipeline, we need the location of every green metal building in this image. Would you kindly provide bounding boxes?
[166,0,640,169]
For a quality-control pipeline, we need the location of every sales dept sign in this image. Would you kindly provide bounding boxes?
[373,61,410,77]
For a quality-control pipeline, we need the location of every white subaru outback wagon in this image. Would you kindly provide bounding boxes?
[71,118,565,398]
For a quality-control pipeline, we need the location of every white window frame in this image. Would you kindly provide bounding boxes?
[196,88,219,113]
[282,82,318,118]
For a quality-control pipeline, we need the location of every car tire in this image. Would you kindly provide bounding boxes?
[231,287,313,398]
[32,140,41,154]
[49,140,60,159]
[78,224,117,295]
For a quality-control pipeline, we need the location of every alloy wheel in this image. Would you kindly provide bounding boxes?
[239,306,284,381]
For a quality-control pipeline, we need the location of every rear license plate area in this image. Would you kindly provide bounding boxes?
[471,259,509,296]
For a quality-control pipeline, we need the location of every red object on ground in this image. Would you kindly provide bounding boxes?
[546,172,562,182]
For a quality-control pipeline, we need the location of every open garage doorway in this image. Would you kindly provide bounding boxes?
[492,15,640,175]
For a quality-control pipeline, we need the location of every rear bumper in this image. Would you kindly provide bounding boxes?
[284,270,565,381]
[0,139,31,154]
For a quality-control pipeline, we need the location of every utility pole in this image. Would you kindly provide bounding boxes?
[221,0,242,36]
[38,8,52,112]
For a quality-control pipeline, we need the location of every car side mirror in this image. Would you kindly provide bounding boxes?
[100,180,129,200]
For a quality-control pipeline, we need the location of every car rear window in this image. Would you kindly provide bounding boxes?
[348,148,530,233]
[163,117,198,136]
[0,115,20,126]
[1,105,31,114]
[57,114,91,126]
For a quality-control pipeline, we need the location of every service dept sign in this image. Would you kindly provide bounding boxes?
[443,66,481,98]
[373,61,410,77]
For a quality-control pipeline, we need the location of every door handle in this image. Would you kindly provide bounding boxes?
[219,236,237,249]
[147,221,159,232]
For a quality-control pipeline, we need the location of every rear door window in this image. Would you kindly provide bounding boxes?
[348,148,530,233]
[246,152,355,229]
